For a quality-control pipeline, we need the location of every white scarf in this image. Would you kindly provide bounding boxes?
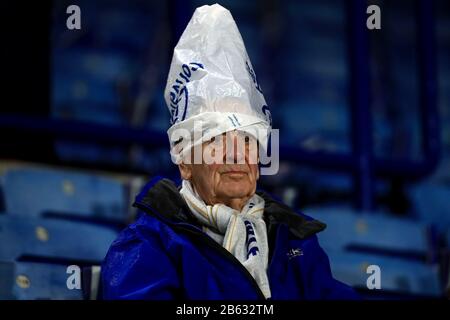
[179,179,271,299]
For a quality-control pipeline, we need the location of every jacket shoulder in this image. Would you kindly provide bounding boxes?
[101,213,182,299]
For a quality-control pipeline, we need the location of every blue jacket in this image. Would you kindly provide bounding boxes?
[101,177,359,300]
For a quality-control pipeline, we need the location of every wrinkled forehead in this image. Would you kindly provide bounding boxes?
[181,129,260,165]
[208,129,258,141]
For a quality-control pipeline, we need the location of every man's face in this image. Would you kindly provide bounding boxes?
[179,131,259,207]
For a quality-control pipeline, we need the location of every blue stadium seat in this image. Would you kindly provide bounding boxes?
[408,182,450,233]
[305,207,432,260]
[0,261,83,300]
[3,168,128,224]
[326,251,442,298]
[0,215,118,265]
[305,207,443,297]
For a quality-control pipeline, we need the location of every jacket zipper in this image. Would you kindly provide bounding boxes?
[134,202,267,300]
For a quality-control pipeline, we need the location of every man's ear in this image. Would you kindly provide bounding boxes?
[178,163,192,180]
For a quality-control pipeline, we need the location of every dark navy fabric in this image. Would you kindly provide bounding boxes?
[101,177,359,300]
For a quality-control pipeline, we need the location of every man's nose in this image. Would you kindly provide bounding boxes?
[225,132,245,163]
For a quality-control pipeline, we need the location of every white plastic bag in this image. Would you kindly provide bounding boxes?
[164,4,272,163]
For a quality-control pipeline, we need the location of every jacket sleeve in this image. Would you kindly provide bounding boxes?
[305,236,361,300]
[101,227,180,300]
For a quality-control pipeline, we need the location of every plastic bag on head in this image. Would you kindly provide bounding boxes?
[164,3,272,164]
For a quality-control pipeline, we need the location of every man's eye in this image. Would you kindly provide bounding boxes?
[245,136,250,143]
[208,137,222,147]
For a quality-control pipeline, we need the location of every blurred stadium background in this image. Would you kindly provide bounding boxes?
[1,0,450,299]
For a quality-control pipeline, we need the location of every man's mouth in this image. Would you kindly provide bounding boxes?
[222,171,246,175]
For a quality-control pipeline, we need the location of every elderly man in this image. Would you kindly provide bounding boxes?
[101,4,358,300]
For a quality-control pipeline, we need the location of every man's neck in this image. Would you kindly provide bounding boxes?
[220,196,251,212]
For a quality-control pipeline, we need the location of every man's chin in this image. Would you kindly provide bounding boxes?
[217,182,253,199]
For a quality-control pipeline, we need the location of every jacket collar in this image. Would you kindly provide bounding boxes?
[133,177,326,240]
